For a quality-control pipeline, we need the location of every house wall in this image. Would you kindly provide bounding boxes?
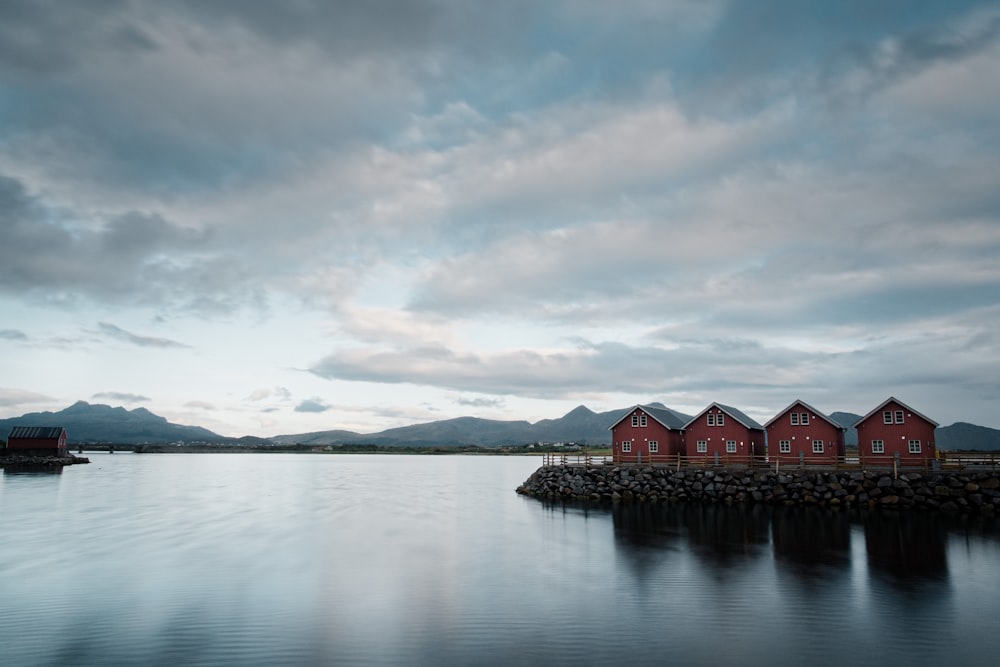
[856,400,936,463]
[686,407,764,463]
[767,405,846,464]
[611,408,683,464]
[6,432,68,456]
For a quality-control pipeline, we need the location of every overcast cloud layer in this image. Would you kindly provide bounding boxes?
[2,1,999,436]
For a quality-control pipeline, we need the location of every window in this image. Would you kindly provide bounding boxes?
[649,441,658,453]
[622,441,632,453]
[812,440,824,454]
[895,410,905,424]
[717,413,725,426]
[631,415,638,427]
[707,414,715,426]
[883,411,893,424]
[726,440,737,453]
[639,414,647,427]
[779,440,791,453]
[800,413,809,425]
[871,440,884,454]
[696,440,707,453]
[790,412,799,426]
[908,440,921,454]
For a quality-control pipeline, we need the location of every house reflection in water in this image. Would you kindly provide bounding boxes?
[863,512,948,582]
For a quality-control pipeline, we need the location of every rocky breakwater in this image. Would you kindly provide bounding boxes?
[516,465,1000,513]
[0,453,90,470]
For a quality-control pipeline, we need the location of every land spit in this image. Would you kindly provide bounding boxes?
[517,464,1000,513]
[0,454,90,470]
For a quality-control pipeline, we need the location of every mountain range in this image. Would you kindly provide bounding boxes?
[2,401,999,451]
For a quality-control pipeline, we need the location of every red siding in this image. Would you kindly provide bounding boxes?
[6,432,68,456]
[766,402,846,464]
[686,407,764,464]
[611,408,684,464]
[856,400,936,465]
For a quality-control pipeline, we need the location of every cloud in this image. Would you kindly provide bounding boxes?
[455,396,506,409]
[184,400,216,410]
[97,322,190,349]
[91,391,150,403]
[0,329,28,341]
[246,387,292,402]
[0,387,54,408]
[295,398,331,413]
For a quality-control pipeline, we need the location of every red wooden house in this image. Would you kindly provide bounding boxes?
[683,403,764,464]
[853,397,937,465]
[764,400,846,465]
[609,405,687,464]
[5,426,68,456]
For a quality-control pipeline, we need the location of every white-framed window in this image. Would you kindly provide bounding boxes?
[717,413,725,426]
[779,440,791,453]
[801,413,809,425]
[631,415,639,427]
[649,441,658,453]
[639,414,647,427]
[707,414,715,426]
[726,440,737,453]
[696,440,707,453]
[812,440,824,454]
[908,440,921,454]
[622,441,632,453]
[883,410,893,424]
[790,412,799,426]
[895,410,905,424]
[871,440,884,454]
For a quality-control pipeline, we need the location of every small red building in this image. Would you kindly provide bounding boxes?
[609,405,687,464]
[853,397,937,465]
[764,400,846,465]
[5,426,69,456]
[683,403,765,464]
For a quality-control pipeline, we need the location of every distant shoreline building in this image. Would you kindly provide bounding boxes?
[4,426,69,457]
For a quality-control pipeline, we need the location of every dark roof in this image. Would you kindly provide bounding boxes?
[683,402,764,430]
[763,399,846,431]
[852,397,939,428]
[609,404,689,431]
[8,426,66,440]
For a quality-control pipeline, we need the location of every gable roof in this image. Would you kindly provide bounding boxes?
[609,404,688,431]
[852,397,939,428]
[763,399,846,431]
[683,402,764,430]
[8,426,66,440]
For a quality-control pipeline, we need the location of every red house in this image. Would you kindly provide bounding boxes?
[5,426,69,456]
[609,405,687,464]
[764,400,846,465]
[683,403,764,464]
[853,397,937,465]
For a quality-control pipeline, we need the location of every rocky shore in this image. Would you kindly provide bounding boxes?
[516,464,1000,513]
[0,454,90,470]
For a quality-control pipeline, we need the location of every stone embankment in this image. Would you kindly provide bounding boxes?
[0,454,90,469]
[516,464,1000,513]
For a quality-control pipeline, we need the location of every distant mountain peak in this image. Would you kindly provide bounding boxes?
[564,405,596,418]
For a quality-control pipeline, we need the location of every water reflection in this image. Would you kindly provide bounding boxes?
[863,512,948,583]
[681,504,771,565]
[3,466,63,475]
[772,507,851,568]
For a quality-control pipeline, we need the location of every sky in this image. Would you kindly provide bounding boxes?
[2,0,999,437]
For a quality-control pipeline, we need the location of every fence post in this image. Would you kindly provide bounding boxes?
[893,452,899,479]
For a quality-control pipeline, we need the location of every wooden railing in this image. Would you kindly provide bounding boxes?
[541,453,614,466]
[541,451,1000,472]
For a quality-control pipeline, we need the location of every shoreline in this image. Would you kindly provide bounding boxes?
[517,464,1000,513]
[0,454,90,470]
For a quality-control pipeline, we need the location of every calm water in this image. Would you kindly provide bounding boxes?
[2,454,999,666]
